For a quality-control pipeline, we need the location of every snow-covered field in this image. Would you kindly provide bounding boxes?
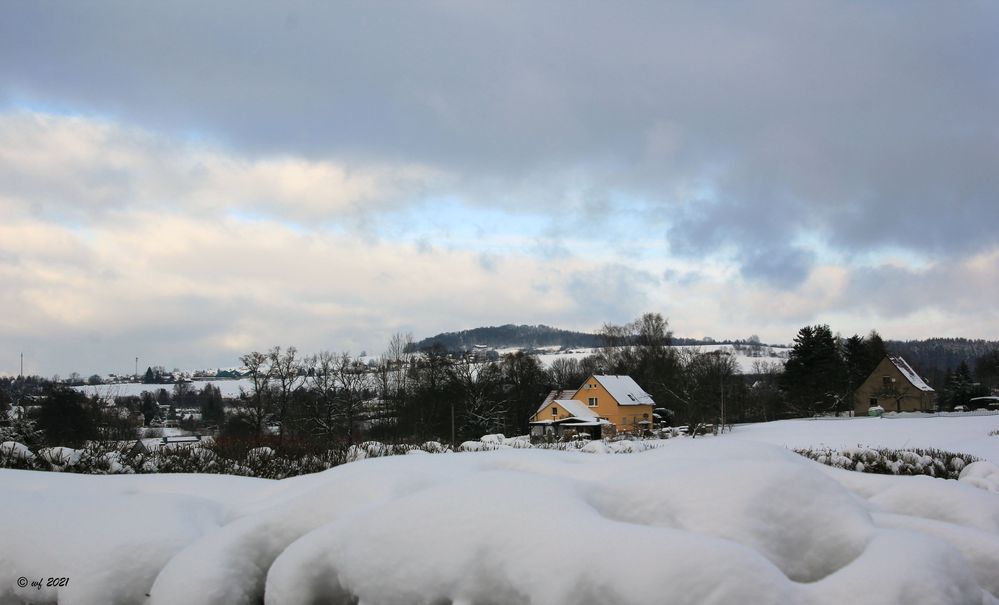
[732,414,999,463]
[73,379,252,399]
[3,416,999,604]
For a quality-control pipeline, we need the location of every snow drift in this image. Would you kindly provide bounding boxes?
[2,440,999,604]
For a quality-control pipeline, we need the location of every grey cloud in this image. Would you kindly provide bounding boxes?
[5,1,993,280]
[844,257,999,319]
[738,245,816,288]
[477,253,497,273]
[565,263,659,325]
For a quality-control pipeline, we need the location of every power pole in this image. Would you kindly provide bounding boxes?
[720,363,725,433]
[135,357,139,379]
[20,352,23,377]
[710,349,727,433]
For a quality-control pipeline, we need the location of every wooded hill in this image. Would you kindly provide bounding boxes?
[410,324,710,352]
[409,324,602,351]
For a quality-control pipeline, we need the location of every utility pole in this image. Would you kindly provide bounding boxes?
[720,360,725,433]
[20,352,23,377]
[135,357,139,380]
[709,349,727,433]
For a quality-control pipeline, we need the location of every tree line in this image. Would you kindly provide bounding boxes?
[4,314,999,452]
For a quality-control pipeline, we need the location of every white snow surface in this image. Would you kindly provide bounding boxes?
[4,431,999,604]
[731,415,999,463]
[74,379,252,400]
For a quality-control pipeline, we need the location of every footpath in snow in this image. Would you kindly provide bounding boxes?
[2,429,999,604]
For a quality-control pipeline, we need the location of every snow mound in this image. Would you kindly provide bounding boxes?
[961,461,999,494]
[0,441,34,463]
[38,446,81,468]
[2,441,999,604]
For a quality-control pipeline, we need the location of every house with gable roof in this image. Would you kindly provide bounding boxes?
[854,355,937,415]
[529,375,655,439]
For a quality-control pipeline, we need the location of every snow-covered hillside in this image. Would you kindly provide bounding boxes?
[501,343,788,374]
[3,416,999,604]
[71,344,789,400]
[74,379,253,399]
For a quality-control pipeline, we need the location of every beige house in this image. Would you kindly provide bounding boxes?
[529,375,656,439]
[854,355,937,415]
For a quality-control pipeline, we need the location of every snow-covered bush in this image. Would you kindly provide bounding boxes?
[2,432,678,479]
[796,446,981,480]
[0,441,36,469]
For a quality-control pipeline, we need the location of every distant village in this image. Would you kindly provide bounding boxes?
[3,319,999,466]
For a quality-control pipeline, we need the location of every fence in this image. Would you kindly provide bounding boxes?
[882,409,999,419]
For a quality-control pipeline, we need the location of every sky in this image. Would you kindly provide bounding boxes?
[2,2,998,376]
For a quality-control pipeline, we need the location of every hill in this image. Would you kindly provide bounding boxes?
[410,324,714,352]
[410,324,602,351]
[885,337,999,386]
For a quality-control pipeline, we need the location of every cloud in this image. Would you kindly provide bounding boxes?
[3,4,997,250]
[2,3,998,372]
[843,250,999,319]
[0,209,667,374]
[0,112,449,225]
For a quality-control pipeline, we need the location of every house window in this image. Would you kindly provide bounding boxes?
[551,407,557,417]
[643,413,649,420]
[882,376,892,387]
[588,397,597,407]
[869,398,877,407]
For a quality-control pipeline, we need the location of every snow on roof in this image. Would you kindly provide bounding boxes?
[592,375,655,405]
[553,399,601,420]
[553,419,611,426]
[161,435,202,444]
[534,389,577,416]
[888,356,934,392]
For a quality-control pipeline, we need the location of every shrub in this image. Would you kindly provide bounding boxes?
[795,446,980,480]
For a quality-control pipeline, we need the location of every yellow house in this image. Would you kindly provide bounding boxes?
[529,375,656,438]
[854,355,937,415]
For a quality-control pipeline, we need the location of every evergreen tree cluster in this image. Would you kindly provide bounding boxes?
[780,326,890,416]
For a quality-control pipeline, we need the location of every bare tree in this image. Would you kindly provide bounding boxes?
[302,351,370,444]
[303,351,340,442]
[548,357,583,389]
[239,350,273,438]
[331,352,371,444]
[383,332,413,397]
[453,361,506,439]
[672,348,738,430]
[269,346,303,442]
